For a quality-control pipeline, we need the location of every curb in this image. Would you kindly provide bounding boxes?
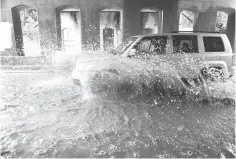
[0,65,74,73]
[0,65,53,72]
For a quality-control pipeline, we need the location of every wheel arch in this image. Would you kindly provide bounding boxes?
[203,61,229,78]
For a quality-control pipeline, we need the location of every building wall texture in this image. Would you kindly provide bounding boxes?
[0,0,235,55]
[1,0,126,54]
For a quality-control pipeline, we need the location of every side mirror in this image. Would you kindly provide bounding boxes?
[128,49,136,57]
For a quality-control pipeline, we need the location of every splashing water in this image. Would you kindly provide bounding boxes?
[73,54,209,101]
[1,53,235,158]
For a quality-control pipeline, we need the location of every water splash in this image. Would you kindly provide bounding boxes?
[1,52,235,158]
[73,53,209,101]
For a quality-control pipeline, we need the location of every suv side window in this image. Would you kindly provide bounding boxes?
[172,35,199,53]
[135,37,152,54]
[203,36,225,52]
[150,36,168,54]
[134,36,168,55]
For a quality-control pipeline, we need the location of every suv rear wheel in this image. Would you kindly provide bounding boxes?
[201,67,224,82]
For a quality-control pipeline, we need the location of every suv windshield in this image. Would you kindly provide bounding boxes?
[112,36,139,55]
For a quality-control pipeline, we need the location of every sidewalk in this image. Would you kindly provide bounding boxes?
[0,64,53,72]
[0,65,76,74]
[1,56,50,72]
[0,55,76,73]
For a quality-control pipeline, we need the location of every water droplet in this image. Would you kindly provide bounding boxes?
[154,100,158,105]
[178,125,184,131]
[187,150,193,156]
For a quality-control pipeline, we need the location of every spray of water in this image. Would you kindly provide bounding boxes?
[72,53,209,102]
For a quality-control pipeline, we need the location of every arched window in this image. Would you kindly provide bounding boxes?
[179,10,196,31]
[62,28,78,52]
[100,8,123,51]
[56,6,81,53]
[216,11,228,33]
[141,8,163,34]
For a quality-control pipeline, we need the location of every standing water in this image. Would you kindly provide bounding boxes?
[0,53,235,158]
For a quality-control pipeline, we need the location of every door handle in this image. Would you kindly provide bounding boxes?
[218,56,222,60]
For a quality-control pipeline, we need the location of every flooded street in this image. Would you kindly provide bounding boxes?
[1,69,235,158]
[1,0,235,158]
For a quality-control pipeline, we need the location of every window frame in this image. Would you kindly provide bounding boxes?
[62,28,76,51]
[202,36,225,53]
[134,37,153,54]
[171,35,199,54]
[149,36,169,55]
[133,36,169,56]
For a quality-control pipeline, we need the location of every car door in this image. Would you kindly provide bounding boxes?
[148,35,170,63]
[169,35,202,78]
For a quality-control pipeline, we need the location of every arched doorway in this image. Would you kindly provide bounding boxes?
[216,11,228,33]
[11,5,41,56]
[141,8,163,35]
[100,8,123,51]
[179,10,196,31]
[56,6,81,54]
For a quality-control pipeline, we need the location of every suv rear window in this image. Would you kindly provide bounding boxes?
[203,36,225,52]
[172,35,199,53]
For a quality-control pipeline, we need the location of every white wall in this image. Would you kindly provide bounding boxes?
[0,22,13,51]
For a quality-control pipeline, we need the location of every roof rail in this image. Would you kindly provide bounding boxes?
[171,31,221,33]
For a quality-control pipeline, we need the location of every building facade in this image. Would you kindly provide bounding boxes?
[0,0,235,56]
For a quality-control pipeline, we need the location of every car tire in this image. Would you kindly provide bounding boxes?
[201,67,225,82]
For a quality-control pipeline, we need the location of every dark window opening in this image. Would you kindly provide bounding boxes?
[100,10,121,50]
[203,36,225,52]
[172,35,198,53]
[103,28,114,51]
